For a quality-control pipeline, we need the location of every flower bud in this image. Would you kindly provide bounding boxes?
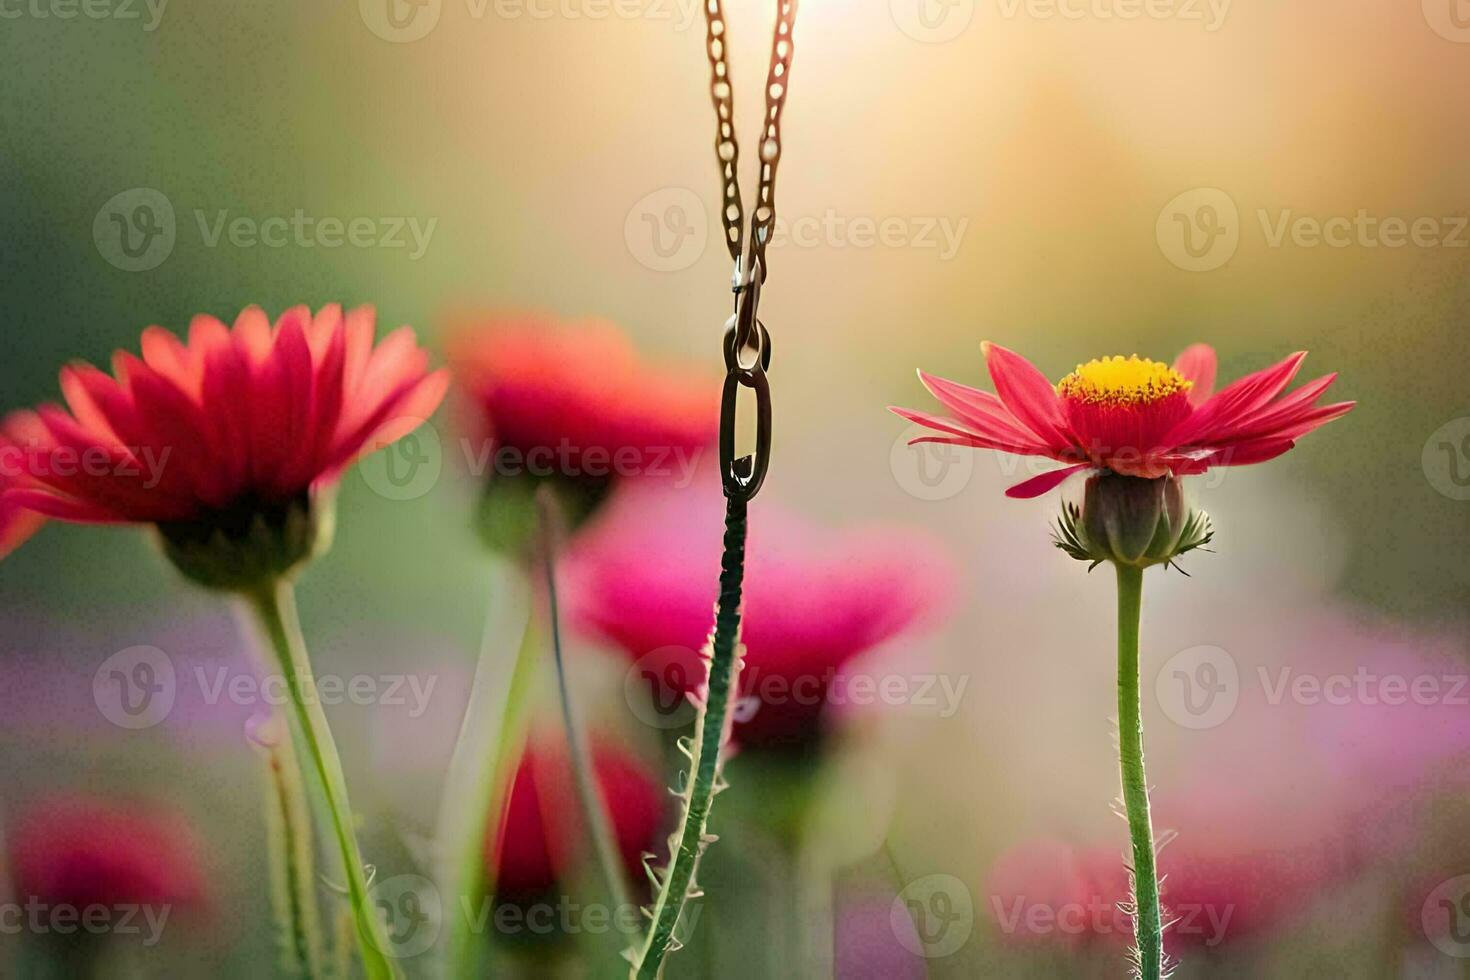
[156,490,333,593]
[1054,472,1212,569]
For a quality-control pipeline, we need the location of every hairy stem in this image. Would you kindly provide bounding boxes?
[246,581,399,980]
[1116,563,1162,980]
[630,496,748,979]
[537,491,635,915]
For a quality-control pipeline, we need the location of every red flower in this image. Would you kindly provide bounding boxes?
[562,476,956,748]
[447,313,716,486]
[892,343,1353,499]
[488,741,664,899]
[8,794,207,911]
[2,305,446,526]
[0,417,46,558]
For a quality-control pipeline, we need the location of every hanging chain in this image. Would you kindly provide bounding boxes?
[703,0,798,501]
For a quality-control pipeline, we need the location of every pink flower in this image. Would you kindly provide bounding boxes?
[0,416,46,558]
[7,794,207,911]
[488,740,664,899]
[447,313,716,484]
[892,343,1353,498]
[1,304,447,528]
[562,475,956,748]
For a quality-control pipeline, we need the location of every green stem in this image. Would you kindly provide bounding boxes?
[631,496,748,980]
[1115,563,1162,980]
[245,581,399,980]
[536,491,635,915]
[437,558,539,978]
[255,723,326,977]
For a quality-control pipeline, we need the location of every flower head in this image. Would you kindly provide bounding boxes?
[0,305,447,588]
[447,313,716,549]
[8,794,208,911]
[488,740,664,900]
[893,343,1352,499]
[562,475,956,749]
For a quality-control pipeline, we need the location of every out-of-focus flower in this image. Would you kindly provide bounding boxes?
[0,417,45,559]
[562,476,956,749]
[0,305,446,589]
[8,794,207,911]
[892,343,1352,499]
[487,740,664,900]
[446,313,716,550]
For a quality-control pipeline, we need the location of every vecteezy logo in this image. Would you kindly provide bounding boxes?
[93,188,176,272]
[358,417,442,501]
[890,0,975,43]
[1156,188,1239,272]
[1424,0,1470,42]
[890,423,975,501]
[360,0,441,42]
[1423,417,1470,501]
[623,646,700,730]
[624,188,707,273]
[890,874,974,958]
[1156,645,1238,729]
[1423,874,1470,957]
[93,645,176,729]
[370,874,442,958]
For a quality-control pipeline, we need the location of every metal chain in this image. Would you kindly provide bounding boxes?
[704,0,798,501]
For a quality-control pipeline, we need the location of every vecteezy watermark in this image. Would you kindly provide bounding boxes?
[0,899,172,946]
[891,874,974,958]
[193,210,436,260]
[890,0,976,43]
[1423,875,1470,958]
[1423,417,1470,501]
[624,190,970,272]
[990,894,1233,947]
[366,875,687,957]
[1156,644,1470,730]
[622,649,970,731]
[1422,0,1470,43]
[93,646,439,729]
[93,187,177,272]
[94,189,436,272]
[357,417,707,502]
[359,0,700,43]
[0,439,171,491]
[624,187,708,273]
[1157,187,1470,272]
[0,0,167,31]
[1156,645,1239,729]
[993,0,1230,30]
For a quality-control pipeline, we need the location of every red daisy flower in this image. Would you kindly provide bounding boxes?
[562,475,956,749]
[447,313,716,489]
[892,343,1353,499]
[0,305,447,584]
[487,740,664,900]
[9,794,208,912]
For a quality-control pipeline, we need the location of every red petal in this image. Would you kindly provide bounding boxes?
[1172,343,1217,407]
[1005,463,1091,499]
[891,406,1052,455]
[1166,351,1308,447]
[982,342,1074,453]
[916,370,1051,451]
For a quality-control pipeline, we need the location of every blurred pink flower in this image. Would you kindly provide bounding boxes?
[446,313,717,484]
[893,343,1352,498]
[487,739,664,899]
[562,475,958,748]
[7,794,207,911]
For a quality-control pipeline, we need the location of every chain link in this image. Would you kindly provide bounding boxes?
[703,0,799,501]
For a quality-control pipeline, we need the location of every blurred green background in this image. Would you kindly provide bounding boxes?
[1,1,1468,977]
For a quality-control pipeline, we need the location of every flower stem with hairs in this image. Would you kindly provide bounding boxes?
[1115,563,1162,980]
[630,496,748,979]
[252,717,326,978]
[245,581,399,980]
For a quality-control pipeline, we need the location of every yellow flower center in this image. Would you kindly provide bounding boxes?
[1056,355,1192,406]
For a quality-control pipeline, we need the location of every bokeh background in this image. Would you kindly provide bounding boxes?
[2,0,1469,976]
